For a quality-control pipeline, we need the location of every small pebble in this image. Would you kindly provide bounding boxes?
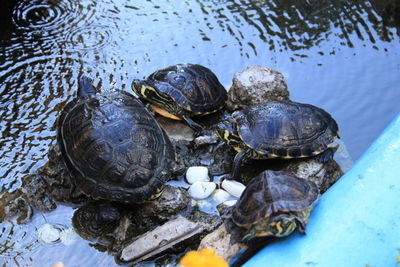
[59,228,78,245]
[196,199,213,210]
[211,189,231,204]
[50,262,65,267]
[188,181,216,199]
[222,199,237,207]
[37,223,60,244]
[186,166,210,184]
[221,180,246,198]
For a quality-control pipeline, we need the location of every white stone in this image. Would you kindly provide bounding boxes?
[188,181,216,200]
[222,199,237,207]
[37,223,60,244]
[196,200,213,210]
[59,228,78,245]
[212,189,231,204]
[186,166,210,184]
[221,180,246,198]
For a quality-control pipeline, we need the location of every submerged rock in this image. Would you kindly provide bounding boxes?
[226,65,289,111]
[0,144,85,224]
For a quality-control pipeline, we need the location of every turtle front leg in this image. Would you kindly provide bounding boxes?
[182,115,204,133]
[316,146,337,163]
[231,151,249,180]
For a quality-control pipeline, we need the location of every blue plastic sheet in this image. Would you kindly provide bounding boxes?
[244,113,400,267]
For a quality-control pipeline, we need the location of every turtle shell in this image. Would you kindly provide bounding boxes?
[146,63,227,115]
[232,170,319,227]
[232,101,339,158]
[58,90,175,203]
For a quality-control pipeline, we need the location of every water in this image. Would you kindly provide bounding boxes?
[0,0,399,266]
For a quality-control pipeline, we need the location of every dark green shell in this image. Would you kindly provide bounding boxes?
[232,170,319,227]
[232,101,339,158]
[145,63,227,114]
[58,90,175,203]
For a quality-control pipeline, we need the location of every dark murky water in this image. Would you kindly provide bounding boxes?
[0,0,399,266]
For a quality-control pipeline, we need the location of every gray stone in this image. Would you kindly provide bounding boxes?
[155,115,194,141]
[120,216,202,263]
[281,158,344,194]
[198,222,247,263]
[227,65,290,111]
[120,212,222,263]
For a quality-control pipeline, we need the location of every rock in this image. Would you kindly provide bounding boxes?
[198,222,247,263]
[188,182,216,200]
[281,158,343,193]
[120,215,221,263]
[226,65,289,111]
[221,180,246,198]
[193,135,219,147]
[155,115,194,141]
[139,185,194,221]
[0,143,86,224]
[186,166,210,184]
[37,223,61,244]
[50,262,65,267]
[239,157,344,194]
[211,189,231,204]
[72,186,197,253]
[173,138,233,177]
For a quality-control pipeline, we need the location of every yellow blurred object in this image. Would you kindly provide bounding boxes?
[50,262,65,267]
[179,248,228,267]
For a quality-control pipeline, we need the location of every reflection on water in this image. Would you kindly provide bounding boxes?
[0,0,399,265]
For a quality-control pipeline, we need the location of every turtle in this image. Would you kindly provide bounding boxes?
[215,101,339,179]
[232,170,320,240]
[72,202,121,240]
[131,63,228,131]
[58,76,175,203]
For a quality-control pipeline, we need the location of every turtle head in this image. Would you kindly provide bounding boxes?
[244,213,301,241]
[78,76,96,97]
[214,114,242,150]
[266,213,300,237]
[131,79,179,116]
[131,79,151,99]
[131,79,170,103]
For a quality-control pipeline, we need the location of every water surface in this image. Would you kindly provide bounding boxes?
[0,0,399,266]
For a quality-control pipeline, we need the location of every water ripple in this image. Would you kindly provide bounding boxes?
[12,0,95,38]
[65,25,113,51]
